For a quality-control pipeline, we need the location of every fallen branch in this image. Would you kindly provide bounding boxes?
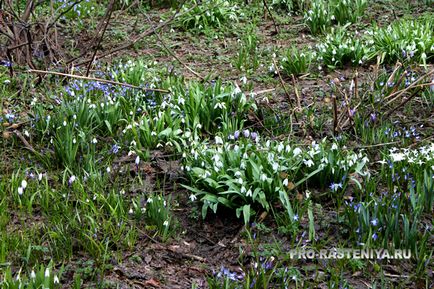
[143,11,204,80]
[272,58,299,123]
[26,69,170,93]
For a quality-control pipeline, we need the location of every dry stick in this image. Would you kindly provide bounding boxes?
[291,74,302,111]
[384,69,434,105]
[13,130,38,155]
[46,0,84,30]
[251,111,272,135]
[71,2,190,67]
[354,70,359,100]
[143,13,204,80]
[27,69,170,93]
[384,87,422,118]
[380,62,402,96]
[332,94,338,136]
[272,58,299,123]
[355,141,401,149]
[262,0,279,34]
[85,0,115,76]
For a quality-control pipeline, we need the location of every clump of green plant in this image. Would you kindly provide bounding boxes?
[1,261,63,289]
[304,0,369,34]
[182,137,369,223]
[235,25,260,73]
[133,194,176,241]
[370,17,434,65]
[331,0,368,25]
[281,47,314,76]
[316,27,373,68]
[303,0,331,35]
[177,0,239,33]
[344,144,433,253]
[271,0,307,13]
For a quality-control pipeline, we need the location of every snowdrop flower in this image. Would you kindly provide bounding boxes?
[240,76,247,84]
[92,137,97,144]
[283,178,289,186]
[106,167,111,173]
[45,268,50,277]
[54,275,59,284]
[303,159,314,167]
[30,270,36,279]
[21,180,27,189]
[189,194,197,202]
[38,173,43,181]
[163,220,169,227]
[18,187,24,195]
[129,208,133,214]
[215,136,223,145]
[272,162,279,172]
[246,189,252,197]
[135,156,140,166]
[331,143,338,151]
[293,147,302,156]
[68,175,76,185]
[260,173,268,181]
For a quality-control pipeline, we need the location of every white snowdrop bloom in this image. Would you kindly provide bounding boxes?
[240,161,246,169]
[240,76,247,84]
[283,178,289,186]
[18,187,24,195]
[215,136,223,145]
[135,156,140,166]
[238,178,243,184]
[38,173,43,181]
[277,143,284,153]
[293,147,302,156]
[190,194,197,202]
[92,138,97,144]
[260,173,268,181]
[241,186,246,193]
[303,159,314,167]
[129,208,133,214]
[246,189,252,197]
[331,143,338,151]
[63,120,67,126]
[106,167,111,173]
[390,152,405,162]
[285,145,291,153]
[235,171,242,177]
[21,180,27,189]
[272,162,279,172]
[163,220,169,227]
[24,130,29,137]
[54,275,59,284]
[45,268,50,277]
[30,270,36,279]
[73,138,76,144]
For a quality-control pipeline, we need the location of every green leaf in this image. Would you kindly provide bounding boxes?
[242,204,251,224]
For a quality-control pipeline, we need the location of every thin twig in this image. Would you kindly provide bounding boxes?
[71,1,190,67]
[26,69,170,93]
[384,69,434,105]
[291,74,302,111]
[85,0,116,76]
[142,10,204,80]
[262,0,279,34]
[332,94,338,136]
[272,58,299,123]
